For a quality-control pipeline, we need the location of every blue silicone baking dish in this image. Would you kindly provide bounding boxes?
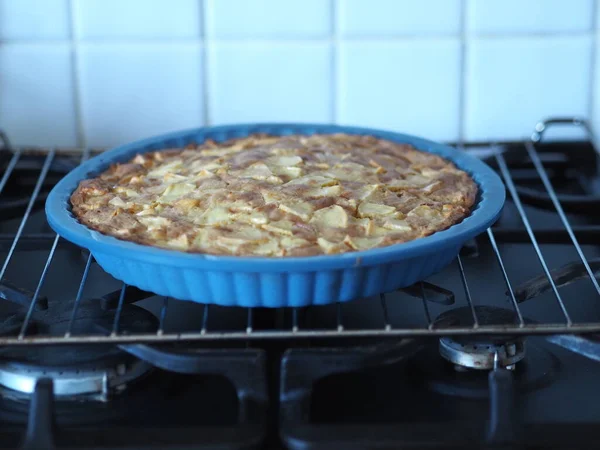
[46,124,505,308]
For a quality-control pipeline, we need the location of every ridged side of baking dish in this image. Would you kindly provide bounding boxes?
[46,124,505,307]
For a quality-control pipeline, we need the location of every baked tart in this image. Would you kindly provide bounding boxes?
[71,134,478,257]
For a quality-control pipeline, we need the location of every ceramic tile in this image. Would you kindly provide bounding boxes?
[206,0,331,38]
[0,0,69,40]
[338,40,461,142]
[465,36,592,141]
[338,0,461,36]
[467,0,594,34]
[78,44,204,147]
[209,43,332,123]
[0,44,77,146]
[73,0,201,39]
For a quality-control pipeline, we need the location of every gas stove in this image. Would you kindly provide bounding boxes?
[1,118,600,449]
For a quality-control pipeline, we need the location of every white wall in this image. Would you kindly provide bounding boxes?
[0,0,598,148]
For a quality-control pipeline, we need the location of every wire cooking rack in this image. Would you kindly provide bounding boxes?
[1,118,600,346]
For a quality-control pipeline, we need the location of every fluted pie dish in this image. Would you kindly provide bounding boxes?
[46,124,505,307]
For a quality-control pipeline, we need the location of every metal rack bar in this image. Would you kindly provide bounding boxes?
[292,308,299,332]
[201,305,209,334]
[246,308,253,334]
[0,150,21,195]
[111,285,127,336]
[492,227,600,245]
[18,235,60,339]
[456,256,479,327]
[495,153,573,325]
[65,254,93,338]
[336,302,344,332]
[0,150,55,281]
[9,150,61,338]
[157,297,169,335]
[487,229,525,326]
[420,282,433,329]
[379,294,391,331]
[4,322,600,345]
[2,125,600,346]
[65,148,96,338]
[525,140,600,297]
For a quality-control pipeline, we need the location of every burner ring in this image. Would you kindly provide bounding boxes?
[439,336,526,370]
[0,359,152,398]
[416,342,558,399]
[0,303,158,398]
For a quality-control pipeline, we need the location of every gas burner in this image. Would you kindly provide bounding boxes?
[439,336,525,371]
[413,342,558,399]
[434,306,525,370]
[0,302,158,398]
[0,358,150,400]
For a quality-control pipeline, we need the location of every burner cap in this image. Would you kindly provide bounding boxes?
[0,358,151,399]
[434,306,525,369]
[438,336,525,370]
[414,343,558,399]
[0,302,157,397]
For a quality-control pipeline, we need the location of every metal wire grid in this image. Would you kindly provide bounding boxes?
[1,122,600,346]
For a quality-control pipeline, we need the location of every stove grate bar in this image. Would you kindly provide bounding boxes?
[487,228,525,326]
[525,140,600,298]
[495,153,573,326]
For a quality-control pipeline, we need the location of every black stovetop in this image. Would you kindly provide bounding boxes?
[1,137,600,449]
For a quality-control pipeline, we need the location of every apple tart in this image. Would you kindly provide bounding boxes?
[70,134,478,257]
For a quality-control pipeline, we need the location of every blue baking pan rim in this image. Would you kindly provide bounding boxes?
[46,123,505,273]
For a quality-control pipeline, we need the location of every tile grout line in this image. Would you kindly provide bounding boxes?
[458,0,468,145]
[1,30,596,47]
[66,0,86,148]
[331,0,339,124]
[589,0,598,139]
[200,0,211,126]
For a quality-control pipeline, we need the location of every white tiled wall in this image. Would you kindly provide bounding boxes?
[0,0,598,148]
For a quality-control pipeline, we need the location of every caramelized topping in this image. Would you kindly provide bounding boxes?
[71,134,477,256]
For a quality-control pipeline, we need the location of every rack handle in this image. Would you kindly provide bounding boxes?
[531,117,595,144]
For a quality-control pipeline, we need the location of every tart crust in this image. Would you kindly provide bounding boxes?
[70,134,478,257]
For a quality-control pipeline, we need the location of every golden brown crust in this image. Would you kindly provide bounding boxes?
[71,133,478,256]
